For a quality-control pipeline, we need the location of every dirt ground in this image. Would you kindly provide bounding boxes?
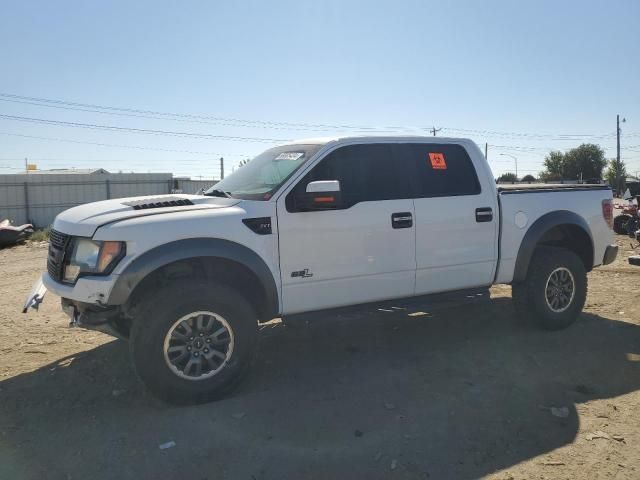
[1,237,639,480]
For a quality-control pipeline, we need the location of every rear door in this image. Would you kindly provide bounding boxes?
[397,143,499,294]
[276,143,416,314]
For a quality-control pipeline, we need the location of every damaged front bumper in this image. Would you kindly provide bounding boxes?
[23,274,129,339]
[22,274,47,313]
[61,298,129,339]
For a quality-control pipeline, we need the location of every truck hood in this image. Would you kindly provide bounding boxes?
[53,194,241,237]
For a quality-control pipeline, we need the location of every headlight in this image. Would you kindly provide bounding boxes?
[63,239,125,283]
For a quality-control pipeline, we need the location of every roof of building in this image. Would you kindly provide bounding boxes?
[21,168,110,175]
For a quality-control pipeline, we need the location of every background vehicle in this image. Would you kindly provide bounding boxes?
[24,136,618,404]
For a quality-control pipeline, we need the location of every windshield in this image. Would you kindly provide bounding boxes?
[205,144,324,200]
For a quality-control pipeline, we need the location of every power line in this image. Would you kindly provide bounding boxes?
[0,131,250,157]
[0,114,287,143]
[0,92,628,140]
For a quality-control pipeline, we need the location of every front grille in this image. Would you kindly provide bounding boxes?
[47,229,72,281]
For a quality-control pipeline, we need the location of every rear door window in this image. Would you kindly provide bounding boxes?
[397,143,481,197]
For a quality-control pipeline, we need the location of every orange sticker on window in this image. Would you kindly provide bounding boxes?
[429,152,447,170]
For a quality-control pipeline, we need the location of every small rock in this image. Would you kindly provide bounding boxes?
[586,430,610,441]
[550,406,569,418]
[159,441,176,450]
[390,459,398,470]
[231,412,246,419]
[354,429,364,437]
[611,434,625,442]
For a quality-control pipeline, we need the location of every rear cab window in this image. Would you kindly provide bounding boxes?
[396,143,481,198]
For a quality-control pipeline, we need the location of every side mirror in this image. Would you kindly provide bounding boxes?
[295,180,342,210]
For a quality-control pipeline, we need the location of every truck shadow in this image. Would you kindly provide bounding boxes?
[1,297,639,480]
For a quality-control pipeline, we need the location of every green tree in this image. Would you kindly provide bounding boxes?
[497,172,518,183]
[539,144,607,182]
[605,159,627,193]
[521,174,536,183]
[539,150,566,181]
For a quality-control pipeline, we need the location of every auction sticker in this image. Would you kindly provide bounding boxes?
[275,152,305,161]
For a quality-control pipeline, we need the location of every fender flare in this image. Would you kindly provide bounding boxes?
[512,210,593,283]
[107,238,279,316]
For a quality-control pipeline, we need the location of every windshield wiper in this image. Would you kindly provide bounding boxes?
[204,189,233,198]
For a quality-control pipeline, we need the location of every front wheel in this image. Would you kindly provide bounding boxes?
[512,247,587,330]
[129,281,258,404]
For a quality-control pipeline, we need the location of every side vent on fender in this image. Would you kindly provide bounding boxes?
[122,197,195,210]
[242,217,272,235]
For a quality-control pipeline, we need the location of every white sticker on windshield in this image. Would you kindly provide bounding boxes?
[275,152,304,161]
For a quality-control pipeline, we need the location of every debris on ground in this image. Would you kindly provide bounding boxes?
[0,219,34,248]
[390,459,398,470]
[384,403,396,410]
[159,441,176,450]
[231,412,246,419]
[586,430,610,441]
[354,429,363,437]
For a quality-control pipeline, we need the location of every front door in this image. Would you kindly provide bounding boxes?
[276,143,416,314]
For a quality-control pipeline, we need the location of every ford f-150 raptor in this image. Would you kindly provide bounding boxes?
[24,136,618,404]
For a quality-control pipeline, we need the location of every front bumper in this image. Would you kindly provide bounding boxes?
[23,273,128,338]
[61,298,128,339]
[42,271,118,305]
[22,274,47,313]
[602,244,619,265]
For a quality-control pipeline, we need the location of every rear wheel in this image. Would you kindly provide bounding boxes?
[512,247,587,330]
[129,280,258,404]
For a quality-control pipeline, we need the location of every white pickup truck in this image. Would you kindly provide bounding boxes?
[24,136,618,404]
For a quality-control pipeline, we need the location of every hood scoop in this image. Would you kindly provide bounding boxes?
[122,197,195,210]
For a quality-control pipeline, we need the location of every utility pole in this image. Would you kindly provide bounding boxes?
[616,114,620,195]
[25,157,28,174]
[220,157,224,179]
[429,126,442,137]
[484,143,488,161]
[616,114,622,196]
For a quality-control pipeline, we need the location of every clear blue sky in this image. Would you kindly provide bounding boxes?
[1,0,639,178]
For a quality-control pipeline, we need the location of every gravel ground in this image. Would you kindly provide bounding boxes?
[1,237,639,479]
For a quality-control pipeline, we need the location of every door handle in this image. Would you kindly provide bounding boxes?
[392,212,413,229]
[475,207,493,222]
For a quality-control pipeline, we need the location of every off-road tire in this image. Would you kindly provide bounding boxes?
[512,247,587,330]
[129,280,258,405]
